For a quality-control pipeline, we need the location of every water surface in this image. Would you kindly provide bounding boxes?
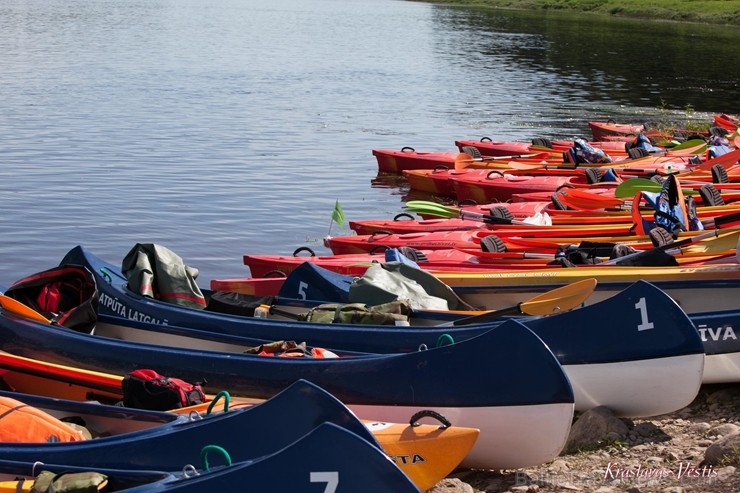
[1,0,738,286]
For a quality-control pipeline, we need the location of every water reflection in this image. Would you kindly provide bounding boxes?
[430,7,739,115]
[0,0,738,286]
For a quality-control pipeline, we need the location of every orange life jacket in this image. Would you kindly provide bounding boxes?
[0,396,86,443]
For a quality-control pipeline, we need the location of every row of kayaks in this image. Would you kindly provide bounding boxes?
[0,243,733,481]
[2,115,740,491]
[374,115,739,174]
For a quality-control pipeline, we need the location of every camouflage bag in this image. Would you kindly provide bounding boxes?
[297,300,411,325]
[31,470,108,493]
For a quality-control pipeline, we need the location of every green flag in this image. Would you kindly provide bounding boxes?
[332,200,345,227]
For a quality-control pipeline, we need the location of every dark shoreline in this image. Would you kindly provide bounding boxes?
[410,0,740,27]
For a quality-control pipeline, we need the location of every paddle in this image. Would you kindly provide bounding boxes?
[403,200,542,226]
[0,294,52,323]
[666,138,709,152]
[601,212,740,266]
[263,278,597,327]
[403,200,460,219]
[555,188,626,210]
[454,152,550,171]
[614,177,740,199]
[690,148,740,172]
[505,160,577,171]
[448,278,597,325]
[614,178,702,198]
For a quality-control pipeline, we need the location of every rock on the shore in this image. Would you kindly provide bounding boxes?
[564,406,629,454]
[703,431,740,466]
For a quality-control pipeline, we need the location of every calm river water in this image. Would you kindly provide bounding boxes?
[1,0,738,287]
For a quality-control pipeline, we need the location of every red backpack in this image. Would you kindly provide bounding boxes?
[5,264,98,332]
[121,369,206,411]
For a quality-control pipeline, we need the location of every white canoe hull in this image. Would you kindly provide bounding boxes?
[704,352,740,384]
[565,353,704,417]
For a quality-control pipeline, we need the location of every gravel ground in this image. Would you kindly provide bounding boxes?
[433,383,740,493]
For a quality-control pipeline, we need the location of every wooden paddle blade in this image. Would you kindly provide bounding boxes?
[518,278,598,316]
[0,294,51,323]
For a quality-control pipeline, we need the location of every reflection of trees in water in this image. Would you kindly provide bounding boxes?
[430,7,740,114]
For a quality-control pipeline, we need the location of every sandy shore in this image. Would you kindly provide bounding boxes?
[433,383,740,492]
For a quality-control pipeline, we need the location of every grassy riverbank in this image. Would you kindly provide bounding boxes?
[417,0,740,26]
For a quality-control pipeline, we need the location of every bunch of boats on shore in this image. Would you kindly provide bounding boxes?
[1,115,739,491]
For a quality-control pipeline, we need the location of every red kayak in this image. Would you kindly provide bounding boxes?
[373,148,460,174]
[324,224,636,255]
[588,120,646,141]
[402,166,599,196]
[374,147,559,174]
[402,168,472,196]
[349,202,550,235]
[714,113,738,131]
[453,139,551,157]
[450,172,593,203]
[455,137,631,158]
[238,229,737,282]
[243,248,562,278]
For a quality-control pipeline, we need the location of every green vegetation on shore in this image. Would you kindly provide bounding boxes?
[417,0,740,26]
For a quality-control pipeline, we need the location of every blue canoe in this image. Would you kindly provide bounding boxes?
[59,246,704,416]
[0,380,379,470]
[0,422,421,492]
[0,298,574,471]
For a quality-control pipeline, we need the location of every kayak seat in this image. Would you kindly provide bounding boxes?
[627,147,649,160]
[461,146,482,159]
[480,235,506,253]
[550,190,569,210]
[709,126,730,138]
[648,227,675,248]
[698,184,724,207]
[585,168,602,184]
[531,138,552,148]
[711,164,729,184]
[482,206,514,224]
[396,247,429,264]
